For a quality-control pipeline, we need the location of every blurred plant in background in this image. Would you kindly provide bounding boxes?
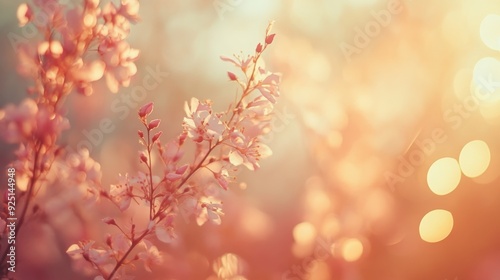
[0,0,281,279]
[1,0,500,280]
[0,0,140,278]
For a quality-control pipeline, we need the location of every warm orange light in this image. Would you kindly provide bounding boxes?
[419,209,454,243]
[427,157,461,195]
[341,238,363,262]
[293,222,317,246]
[459,140,491,178]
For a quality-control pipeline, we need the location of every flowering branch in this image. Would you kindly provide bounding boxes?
[0,0,140,277]
[67,21,280,279]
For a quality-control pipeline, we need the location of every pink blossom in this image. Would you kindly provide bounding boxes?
[70,59,106,84]
[17,3,33,27]
[59,21,280,279]
[110,233,131,257]
[88,248,111,265]
[99,1,133,41]
[67,241,110,266]
[165,164,189,182]
[183,98,225,142]
[99,41,139,93]
[0,99,69,145]
[228,131,272,171]
[220,55,253,73]
[214,168,231,190]
[109,174,134,211]
[138,241,163,273]
[155,215,177,243]
[66,148,102,185]
[33,107,70,146]
[66,243,87,259]
[0,98,38,143]
[199,201,224,226]
[256,68,281,104]
[118,0,140,23]
[162,140,184,163]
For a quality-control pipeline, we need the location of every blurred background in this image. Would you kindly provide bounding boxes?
[1,0,500,279]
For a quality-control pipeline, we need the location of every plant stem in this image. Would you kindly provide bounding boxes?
[105,229,150,280]
[0,141,42,275]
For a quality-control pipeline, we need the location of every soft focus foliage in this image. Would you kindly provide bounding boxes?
[2,0,500,280]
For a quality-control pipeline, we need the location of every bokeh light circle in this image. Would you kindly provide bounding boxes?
[472,57,500,104]
[293,222,316,245]
[341,238,363,262]
[419,209,454,243]
[427,157,461,195]
[480,14,500,51]
[459,140,491,178]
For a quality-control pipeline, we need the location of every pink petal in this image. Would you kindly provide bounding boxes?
[229,151,244,166]
[155,224,176,243]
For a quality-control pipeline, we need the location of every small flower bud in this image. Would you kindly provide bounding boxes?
[140,152,148,164]
[138,102,154,119]
[106,234,113,247]
[256,43,263,53]
[227,71,237,81]
[152,131,162,143]
[178,131,187,146]
[265,34,276,45]
[102,217,116,225]
[148,119,161,130]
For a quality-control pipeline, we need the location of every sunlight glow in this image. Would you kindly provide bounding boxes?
[341,238,363,262]
[472,57,500,104]
[419,209,454,243]
[480,14,500,51]
[427,157,461,196]
[459,140,491,178]
[293,222,317,246]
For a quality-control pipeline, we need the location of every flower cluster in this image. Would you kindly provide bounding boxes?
[0,0,139,277]
[16,0,140,97]
[66,22,280,279]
